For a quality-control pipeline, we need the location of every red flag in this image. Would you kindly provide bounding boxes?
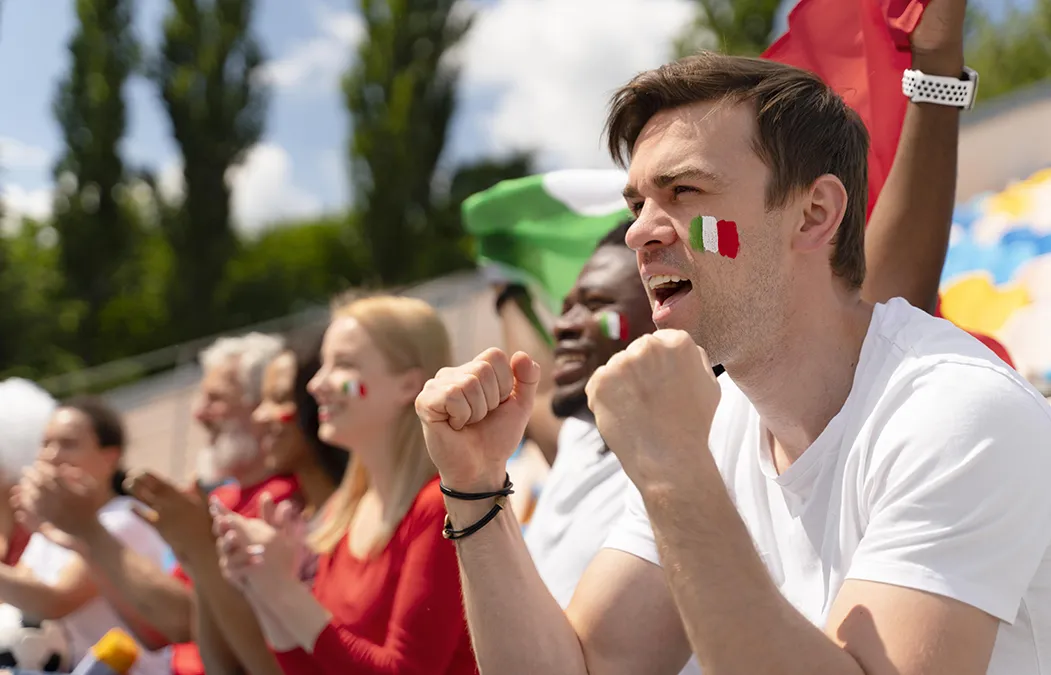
[763,0,932,219]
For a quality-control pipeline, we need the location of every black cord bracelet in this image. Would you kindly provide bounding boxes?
[440,474,514,501]
[494,284,529,313]
[442,496,507,540]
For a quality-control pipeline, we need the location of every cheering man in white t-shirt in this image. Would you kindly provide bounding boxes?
[415,2,1051,674]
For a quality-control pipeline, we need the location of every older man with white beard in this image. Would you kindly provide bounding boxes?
[192,333,287,490]
[19,332,301,675]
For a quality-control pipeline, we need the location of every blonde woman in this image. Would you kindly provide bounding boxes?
[212,295,477,675]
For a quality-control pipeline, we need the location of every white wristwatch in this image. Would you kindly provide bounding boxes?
[902,67,979,109]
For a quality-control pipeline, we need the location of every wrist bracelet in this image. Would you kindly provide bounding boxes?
[440,473,514,501]
[442,496,507,540]
[494,284,529,313]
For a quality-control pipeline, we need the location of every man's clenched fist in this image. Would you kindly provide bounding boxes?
[416,348,540,492]
[585,330,721,490]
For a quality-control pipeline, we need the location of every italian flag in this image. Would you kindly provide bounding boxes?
[342,380,366,398]
[690,216,740,259]
[597,311,628,341]
[462,170,631,314]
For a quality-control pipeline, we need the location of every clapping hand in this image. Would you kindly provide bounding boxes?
[212,493,305,591]
[125,470,214,564]
[12,462,107,554]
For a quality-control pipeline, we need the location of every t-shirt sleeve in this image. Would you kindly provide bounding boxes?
[98,502,173,569]
[847,364,1051,623]
[602,482,661,567]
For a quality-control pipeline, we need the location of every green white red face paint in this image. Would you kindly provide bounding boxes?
[689,215,739,259]
[342,379,366,398]
[597,311,628,341]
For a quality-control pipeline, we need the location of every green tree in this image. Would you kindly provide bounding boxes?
[154,0,267,341]
[220,214,366,327]
[674,0,783,58]
[0,220,81,379]
[965,0,1051,102]
[51,0,138,365]
[345,0,531,285]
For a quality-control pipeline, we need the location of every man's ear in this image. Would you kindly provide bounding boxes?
[793,173,848,254]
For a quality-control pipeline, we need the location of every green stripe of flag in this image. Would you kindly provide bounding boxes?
[463,171,631,313]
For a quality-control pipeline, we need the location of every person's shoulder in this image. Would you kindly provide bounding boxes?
[878,297,1016,371]
[861,335,1051,482]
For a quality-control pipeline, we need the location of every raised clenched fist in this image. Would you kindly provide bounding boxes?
[416,348,540,493]
[585,329,721,490]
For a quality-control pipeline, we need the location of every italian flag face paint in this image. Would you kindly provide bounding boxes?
[342,380,367,398]
[597,311,629,341]
[689,216,740,259]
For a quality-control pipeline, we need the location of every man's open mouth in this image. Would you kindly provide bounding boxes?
[648,274,693,305]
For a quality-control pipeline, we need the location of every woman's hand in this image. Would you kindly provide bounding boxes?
[125,471,215,565]
[212,493,306,592]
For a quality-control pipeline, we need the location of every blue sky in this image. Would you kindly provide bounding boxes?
[0,0,1017,233]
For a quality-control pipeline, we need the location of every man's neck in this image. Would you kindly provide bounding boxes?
[726,288,874,469]
[351,428,401,506]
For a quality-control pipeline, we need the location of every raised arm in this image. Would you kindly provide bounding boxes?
[862,2,966,313]
[495,285,562,464]
[415,348,691,675]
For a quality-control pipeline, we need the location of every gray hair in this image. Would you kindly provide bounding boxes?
[199,332,285,405]
[0,378,57,481]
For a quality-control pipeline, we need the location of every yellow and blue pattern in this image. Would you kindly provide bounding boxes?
[940,167,1051,387]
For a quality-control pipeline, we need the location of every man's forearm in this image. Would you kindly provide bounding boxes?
[81,522,193,644]
[863,50,964,313]
[445,496,588,674]
[194,595,244,675]
[184,547,285,675]
[0,564,90,620]
[644,467,863,675]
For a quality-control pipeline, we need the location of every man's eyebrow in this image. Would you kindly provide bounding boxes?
[622,166,725,200]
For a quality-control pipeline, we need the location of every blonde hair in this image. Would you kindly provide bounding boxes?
[309,295,452,555]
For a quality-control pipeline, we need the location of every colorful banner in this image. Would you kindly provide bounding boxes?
[939,167,1051,387]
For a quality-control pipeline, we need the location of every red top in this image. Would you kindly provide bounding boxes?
[2,523,31,566]
[171,474,300,675]
[274,478,478,675]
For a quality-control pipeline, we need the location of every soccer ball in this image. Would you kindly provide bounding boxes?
[0,603,70,672]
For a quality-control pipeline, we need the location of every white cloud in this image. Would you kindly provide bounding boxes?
[227,143,324,233]
[0,137,51,170]
[258,5,364,93]
[1,184,52,234]
[456,0,696,170]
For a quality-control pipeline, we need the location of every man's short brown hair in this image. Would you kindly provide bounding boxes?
[605,51,868,288]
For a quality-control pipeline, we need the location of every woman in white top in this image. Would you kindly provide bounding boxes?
[5,397,170,675]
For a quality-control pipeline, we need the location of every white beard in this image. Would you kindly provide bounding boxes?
[195,422,261,485]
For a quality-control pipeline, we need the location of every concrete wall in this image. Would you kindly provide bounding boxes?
[957,81,1051,202]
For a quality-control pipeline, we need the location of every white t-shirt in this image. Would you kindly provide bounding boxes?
[526,413,703,675]
[525,413,630,608]
[605,298,1051,674]
[17,496,172,675]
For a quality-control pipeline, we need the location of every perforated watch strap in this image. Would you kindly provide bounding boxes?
[902,68,978,109]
